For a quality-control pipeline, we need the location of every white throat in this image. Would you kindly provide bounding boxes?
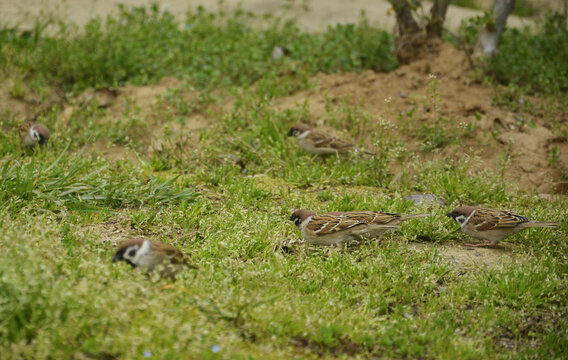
[457,210,476,229]
[31,129,40,140]
[298,130,311,140]
[299,216,314,232]
[132,240,151,264]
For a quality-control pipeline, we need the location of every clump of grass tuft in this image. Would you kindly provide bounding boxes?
[402,75,477,150]
[488,13,568,95]
[460,12,568,96]
[0,145,198,212]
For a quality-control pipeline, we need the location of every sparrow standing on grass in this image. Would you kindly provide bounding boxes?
[112,238,197,278]
[19,121,50,148]
[446,206,559,247]
[289,209,430,246]
[287,124,374,156]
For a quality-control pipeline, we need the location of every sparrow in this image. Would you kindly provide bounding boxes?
[112,238,197,278]
[289,209,430,246]
[19,121,50,148]
[446,206,560,247]
[287,124,374,156]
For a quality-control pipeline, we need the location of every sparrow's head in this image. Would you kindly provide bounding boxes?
[446,206,475,226]
[112,238,147,268]
[287,124,311,137]
[289,209,317,227]
[33,123,51,145]
[20,122,50,146]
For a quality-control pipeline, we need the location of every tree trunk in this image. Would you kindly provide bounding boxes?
[388,0,421,35]
[426,0,452,38]
[476,0,516,57]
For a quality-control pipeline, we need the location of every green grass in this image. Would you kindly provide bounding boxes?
[458,12,568,97]
[513,0,541,17]
[0,4,396,95]
[1,4,568,360]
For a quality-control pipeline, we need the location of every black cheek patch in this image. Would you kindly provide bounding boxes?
[112,249,125,262]
[125,259,137,268]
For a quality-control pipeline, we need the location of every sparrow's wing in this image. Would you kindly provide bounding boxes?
[307,214,366,235]
[310,131,353,150]
[152,241,198,268]
[340,211,402,225]
[19,122,31,139]
[470,209,530,231]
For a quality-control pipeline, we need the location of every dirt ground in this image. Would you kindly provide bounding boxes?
[0,0,542,31]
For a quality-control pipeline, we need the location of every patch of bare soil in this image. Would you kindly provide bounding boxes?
[76,217,136,246]
[412,242,513,270]
[77,214,194,249]
[0,80,63,120]
[109,78,209,156]
[60,77,209,162]
[84,140,139,163]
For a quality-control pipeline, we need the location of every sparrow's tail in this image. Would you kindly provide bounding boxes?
[399,213,431,221]
[524,221,560,228]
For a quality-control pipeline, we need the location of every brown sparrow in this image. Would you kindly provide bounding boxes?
[289,209,429,246]
[112,238,197,278]
[446,206,560,247]
[19,121,50,148]
[287,124,374,156]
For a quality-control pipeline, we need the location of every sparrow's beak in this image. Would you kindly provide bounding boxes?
[39,138,48,146]
[445,212,455,218]
[112,253,122,263]
[289,215,295,222]
[287,129,295,137]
